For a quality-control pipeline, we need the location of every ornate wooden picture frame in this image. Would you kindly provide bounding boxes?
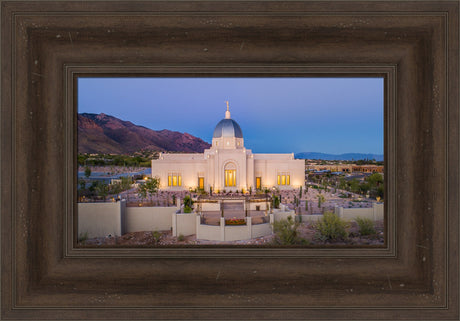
[1,1,458,320]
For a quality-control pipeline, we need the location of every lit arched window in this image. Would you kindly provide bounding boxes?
[224,162,237,187]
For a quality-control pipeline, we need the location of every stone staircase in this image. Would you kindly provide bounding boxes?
[222,201,244,211]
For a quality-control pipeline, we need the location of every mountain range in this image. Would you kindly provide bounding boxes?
[295,152,383,161]
[78,113,382,160]
[78,113,211,154]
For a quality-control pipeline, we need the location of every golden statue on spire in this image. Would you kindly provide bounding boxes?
[225,100,231,119]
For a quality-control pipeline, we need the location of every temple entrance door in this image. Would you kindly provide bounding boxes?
[256,177,261,189]
[225,170,236,187]
[198,177,204,189]
[224,162,237,187]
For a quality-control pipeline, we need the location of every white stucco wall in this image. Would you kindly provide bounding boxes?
[200,202,221,211]
[224,225,251,241]
[151,146,304,192]
[251,223,272,238]
[253,154,305,189]
[78,202,123,238]
[336,203,384,221]
[173,213,196,237]
[194,216,273,241]
[247,201,269,211]
[196,224,222,241]
[125,206,176,232]
[273,211,296,222]
[298,214,323,223]
[151,153,207,190]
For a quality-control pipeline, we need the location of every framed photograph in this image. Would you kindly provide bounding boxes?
[76,77,385,248]
[1,1,458,320]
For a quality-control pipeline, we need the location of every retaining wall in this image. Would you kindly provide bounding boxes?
[200,202,221,211]
[224,225,251,241]
[194,215,274,241]
[125,206,175,233]
[247,201,269,211]
[78,202,178,238]
[78,201,124,238]
[196,220,222,241]
[273,211,296,222]
[251,223,272,238]
[172,213,196,237]
[297,214,323,223]
[336,203,384,221]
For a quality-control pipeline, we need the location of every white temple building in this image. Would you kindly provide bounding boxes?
[151,102,305,192]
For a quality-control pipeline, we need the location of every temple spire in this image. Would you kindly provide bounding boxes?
[225,100,231,119]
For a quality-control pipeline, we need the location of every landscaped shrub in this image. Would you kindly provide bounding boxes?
[78,231,89,244]
[183,195,193,213]
[315,212,349,241]
[272,195,280,209]
[355,217,376,236]
[272,216,309,245]
[152,231,161,244]
[178,234,185,241]
[183,195,193,208]
[225,218,246,225]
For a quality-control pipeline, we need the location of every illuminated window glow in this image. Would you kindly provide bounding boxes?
[256,177,261,189]
[225,169,236,187]
[277,172,290,185]
[168,173,182,186]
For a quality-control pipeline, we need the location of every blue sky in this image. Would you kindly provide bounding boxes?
[78,78,383,154]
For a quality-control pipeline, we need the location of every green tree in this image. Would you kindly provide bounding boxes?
[94,181,109,201]
[369,185,384,200]
[138,177,160,199]
[366,173,383,186]
[349,179,360,194]
[78,179,86,190]
[84,166,91,178]
[359,182,370,195]
[77,154,87,166]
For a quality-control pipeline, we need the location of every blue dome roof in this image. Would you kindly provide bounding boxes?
[213,119,243,138]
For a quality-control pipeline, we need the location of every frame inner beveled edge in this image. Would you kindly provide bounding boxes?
[64,64,396,259]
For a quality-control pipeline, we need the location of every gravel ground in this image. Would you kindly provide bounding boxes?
[79,220,384,247]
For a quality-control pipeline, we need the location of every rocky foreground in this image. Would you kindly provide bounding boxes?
[78,220,384,247]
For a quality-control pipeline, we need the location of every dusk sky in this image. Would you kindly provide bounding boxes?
[78,78,383,155]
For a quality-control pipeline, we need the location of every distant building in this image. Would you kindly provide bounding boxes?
[151,103,304,191]
[306,164,383,174]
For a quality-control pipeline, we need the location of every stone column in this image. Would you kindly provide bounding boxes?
[220,217,225,241]
[196,214,202,239]
[269,214,274,233]
[246,216,252,239]
[172,212,177,237]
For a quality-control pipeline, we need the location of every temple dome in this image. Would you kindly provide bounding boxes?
[212,118,243,138]
[212,101,243,139]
